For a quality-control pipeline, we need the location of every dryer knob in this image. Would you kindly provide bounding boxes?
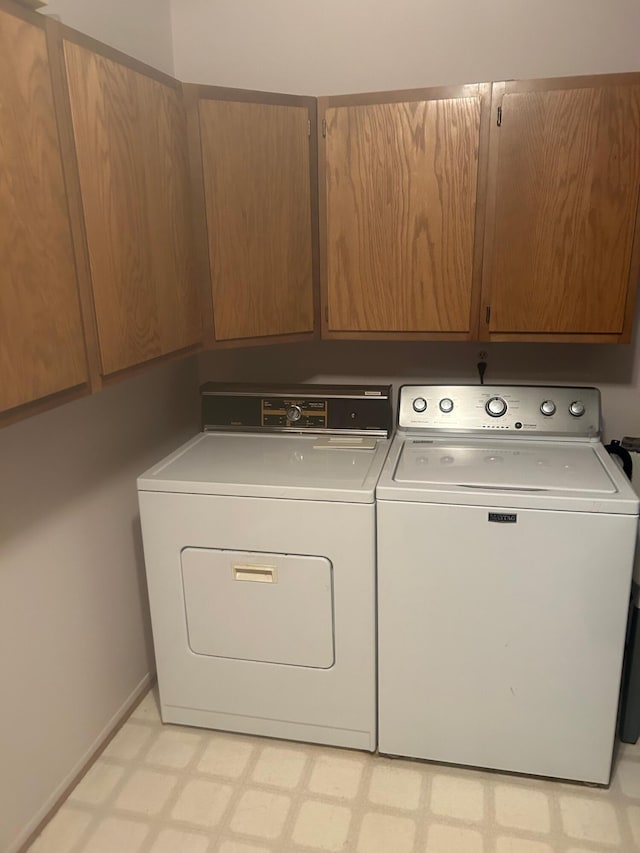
[540,400,556,416]
[439,398,454,413]
[569,401,585,418]
[412,397,427,413]
[486,396,507,417]
[286,405,303,422]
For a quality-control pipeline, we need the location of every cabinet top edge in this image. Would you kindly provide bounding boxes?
[186,83,315,109]
[49,17,180,89]
[499,69,640,94]
[0,0,45,27]
[319,82,491,107]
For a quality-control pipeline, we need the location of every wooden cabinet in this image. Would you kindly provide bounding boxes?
[481,74,640,343]
[0,4,89,417]
[186,87,317,345]
[4,0,640,434]
[319,85,491,339]
[60,32,202,376]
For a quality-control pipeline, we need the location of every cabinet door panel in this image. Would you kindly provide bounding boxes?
[138,73,202,357]
[487,83,640,336]
[0,9,87,412]
[198,99,314,341]
[63,41,201,375]
[325,95,483,333]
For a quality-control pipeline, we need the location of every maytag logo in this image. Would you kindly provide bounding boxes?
[488,512,517,523]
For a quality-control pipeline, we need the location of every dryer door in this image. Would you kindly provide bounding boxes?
[181,548,334,668]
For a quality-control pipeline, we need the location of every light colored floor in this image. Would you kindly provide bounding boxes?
[29,689,640,853]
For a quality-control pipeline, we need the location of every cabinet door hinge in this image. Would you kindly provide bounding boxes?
[322,117,327,138]
[485,305,491,323]
[307,119,311,137]
[496,106,502,127]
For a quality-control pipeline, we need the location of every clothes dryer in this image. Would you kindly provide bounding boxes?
[138,384,392,750]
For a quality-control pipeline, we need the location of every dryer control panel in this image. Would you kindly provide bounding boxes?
[201,383,393,436]
[398,385,601,437]
[262,397,327,428]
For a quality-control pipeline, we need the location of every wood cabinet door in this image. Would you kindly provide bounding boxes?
[194,92,316,343]
[0,6,88,414]
[482,75,640,342]
[63,39,202,376]
[320,85,490,338]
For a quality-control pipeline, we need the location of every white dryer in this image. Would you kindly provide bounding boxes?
[376,385,639,784]
[138,384,392,751]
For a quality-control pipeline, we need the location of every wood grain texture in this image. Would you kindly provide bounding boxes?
[0,7,88,413]
[63,40,201,376]
[485,81,640,335]
[45,17,103,391]
[183,83,216,346]
[324,96,482,332]
[198,99,314,340]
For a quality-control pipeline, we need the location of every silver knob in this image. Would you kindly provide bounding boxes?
[540,400,556,417]
[486,396,507,417]
[413,397,427,413]
[569,401,585,417]
[286,405,302,422]
[439,398,454,413]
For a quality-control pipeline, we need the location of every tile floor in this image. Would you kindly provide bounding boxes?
[28,689,640,853]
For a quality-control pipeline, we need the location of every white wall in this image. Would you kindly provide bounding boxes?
[0,3,191,852]
[0,360,199,853]
[171,0,640,92]
[42,0,174,74]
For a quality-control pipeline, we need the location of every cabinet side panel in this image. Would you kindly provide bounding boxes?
[0,9,87,412]
[489,85,640,334]
[325,97,481,333]
[199,99,314,341]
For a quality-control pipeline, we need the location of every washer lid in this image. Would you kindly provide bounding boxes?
[376,436,640,513]
[138,432,390,503]
[395,440,616,493]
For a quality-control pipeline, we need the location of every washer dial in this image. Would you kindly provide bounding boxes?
[486,396,507,418]
[439,398,454,413]
[540,400,556,416]
[412,397,427,413]
[569,401,585,417]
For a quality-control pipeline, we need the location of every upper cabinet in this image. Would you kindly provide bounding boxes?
[481,74,640,343]
[0,4,89,417]
[59,31,202,376]
[4,0,640,432]
[186,87,317,345]
[318,85,491,339]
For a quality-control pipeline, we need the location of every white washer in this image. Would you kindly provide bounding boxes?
[376,385,639,784]
[138,384,391,751]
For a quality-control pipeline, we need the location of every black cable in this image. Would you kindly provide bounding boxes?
[477,360,487,385]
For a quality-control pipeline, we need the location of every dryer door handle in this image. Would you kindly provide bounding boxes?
[233,563,278,583]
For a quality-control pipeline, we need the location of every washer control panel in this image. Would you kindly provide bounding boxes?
[398,385,600,437]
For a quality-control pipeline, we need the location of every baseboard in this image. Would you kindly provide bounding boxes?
[12,672,154,853]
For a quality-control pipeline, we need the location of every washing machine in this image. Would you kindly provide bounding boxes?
[376,384,639,784]
[138,383,392,750]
